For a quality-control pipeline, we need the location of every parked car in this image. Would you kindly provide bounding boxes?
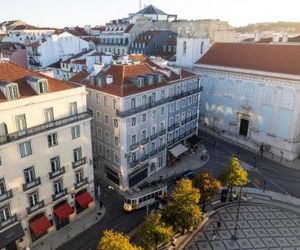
[174,170,196,182]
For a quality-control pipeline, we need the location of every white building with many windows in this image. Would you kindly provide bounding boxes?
[0,60,94,249]
[70,55,201,190]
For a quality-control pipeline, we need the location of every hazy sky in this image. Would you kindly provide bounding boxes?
[1,0,300,28]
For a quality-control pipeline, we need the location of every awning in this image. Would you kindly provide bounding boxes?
[76,192,94,209]
[30,216,52,236]
[186,135,201,147]
[54,203,74,220]
[169,144,188,158]
[0,223,25,248]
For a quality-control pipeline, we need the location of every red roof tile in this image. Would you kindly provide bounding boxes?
[68,71,90,84]
[197,43,300,76]
[0,61,75,102]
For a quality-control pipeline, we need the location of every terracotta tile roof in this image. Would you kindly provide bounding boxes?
[288,35,300,43]
[256,37,272,43]
[197,42,300,76]
[61,50,93,63]
[72,59,86,65]
[68,71,90,84]
[64,27,89,37]
[0,61,75,103]
[129,54,148,62]
[124,24,134,33]
[47,60,62,69]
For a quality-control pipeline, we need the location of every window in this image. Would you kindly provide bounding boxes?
[104,96,108,106]
[151,126,156,136]
[96,111,101,122]
[15,114,27,131]
[28,191,39,207]
[87,91,92,101]
[169,103,174,112]
[75,169,83,183]
[160,121,165,131]
[7,85,19,99]
[50,156,60,172]
[113,99,117,109]
[141,130,147,140]
[160,107,165,116]
[24,166,36,183]
[161,90,165,99]
[132,117,136,127]
[183,41,187,55]
[53,179,63,194]
[69,102,78,115]
[97,127,102,138]
[114,154,120,164]
[130,98,136,109]
[105,131,110,143]
[131,152,137,162]
[151,92,156,103]
[96,94,101,104]
[142,113,147,122]
[113,118,118,128]
[0,205,11,222]
[19,141,32,157]
[151,142,156,151]
[104,115,109,125]
[176,100,180,110]
[188,96,192,105]
[71,125,80,139]
[142,95,147,106]
[182,98,186,108]
[44,108,54,122]
[151,110,156,119]
[105,148,111,159]
[200,41,204,54]
[114,136,119,146]
[38,81,48,93]
[47,133,58,147]
[73,147,82,162]
[131,134,137,145]
[0,178,6,195]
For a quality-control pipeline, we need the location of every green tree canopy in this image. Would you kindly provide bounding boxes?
[137,213,173,250]
[161,179,203,234]
[97,230,141,250]
[192,170,221,210]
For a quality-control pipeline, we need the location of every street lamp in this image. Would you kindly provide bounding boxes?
[231,186,243,240]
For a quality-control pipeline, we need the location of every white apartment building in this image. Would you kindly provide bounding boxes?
[0,61,94,249]
[70,56,201,190]
[195,43,300,161]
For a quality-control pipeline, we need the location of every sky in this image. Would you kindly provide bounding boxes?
[1,0,300,28]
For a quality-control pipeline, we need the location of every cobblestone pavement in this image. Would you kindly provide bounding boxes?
[185,203,300,250]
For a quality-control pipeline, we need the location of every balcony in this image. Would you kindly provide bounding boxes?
[168,125,175,132]
[0,111,91,145]
[130,142,139,151]
[159,129,166,136]
[26,200,44,215]
[140,137,149,146]
[0,189,13,203]
[22,177,41,191]
[140,154,149,162]
[72,157,87,169]
[159,144,166,151]
[116,87,203,118]
[74,177,88,190]
[130,160,140,168]
[52,188,68,202]
[150,133,158,140]
[0,214,17,230]
[149,149,158,156]
[28,59,41,67]
[49,166,66,179]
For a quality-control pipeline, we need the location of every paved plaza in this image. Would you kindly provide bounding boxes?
[185,203,300,250]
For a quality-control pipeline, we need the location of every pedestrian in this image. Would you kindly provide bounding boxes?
[259,143,264,155]
[212,229,217,240]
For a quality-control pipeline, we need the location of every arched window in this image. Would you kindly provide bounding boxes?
[183,41,187,55]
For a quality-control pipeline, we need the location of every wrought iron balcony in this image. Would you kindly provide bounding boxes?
[49,166,65,179]
[130,142,139,151]
[52,188,68,202]
[150,133,158,140]
[140,137,149,146]
[140,154,149,162]
[0,214,17,230]
[22,177,41,191]
[168,125,175,131]
[74,177,88,190]
[26,200,44,215]
[159,129,166,136]
[0,111,91,145]
[0,189,13,203]
[159,144,166,151]
[130,160,140,168]
[149,149,158,156]
[72,157,87,169]
[116,87,203,118]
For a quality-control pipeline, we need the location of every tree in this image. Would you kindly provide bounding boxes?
[97,230,141,250]
[161,179,203,234]
[219,156,249,201]
[192,170,221,211]
[137,213,173,250]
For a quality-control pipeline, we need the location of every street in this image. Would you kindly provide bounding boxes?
[58,131,300,250]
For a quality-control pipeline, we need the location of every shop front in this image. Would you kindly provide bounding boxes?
[29,213,52,242]
[75,189,94,214]
[0,223,25,250]
[53,200,74,230]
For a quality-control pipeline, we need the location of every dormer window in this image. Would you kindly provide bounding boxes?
[38,80,48,94]
[7,85,19,100]
[26,77,48,94]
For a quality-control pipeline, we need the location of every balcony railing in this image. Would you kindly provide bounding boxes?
[0,214,17,230]
[72,157,87,169]
[0,189,13,203]
[149,149,158,156]
[116,87,203,118]
[159,144,166,151]
[130,142,139,151]
[22,177,41,191]
[26,200,44,215]
[159,129,166,136]
[52,188,68,202]
[49,166,66,179]
[140,154,149,162]
[130,160,140,168]
[140,137,149,145]
[0,111,91,145]
[74,177,88,190]
[150,133,158,140]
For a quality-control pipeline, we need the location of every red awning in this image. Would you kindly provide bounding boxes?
[54,203,74,220]
[76,192,94,209]
[30,215,52,236]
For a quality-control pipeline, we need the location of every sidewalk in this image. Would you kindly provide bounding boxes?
[199,127,300,170]
[30,205,105,250]
[147,144,209,183]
